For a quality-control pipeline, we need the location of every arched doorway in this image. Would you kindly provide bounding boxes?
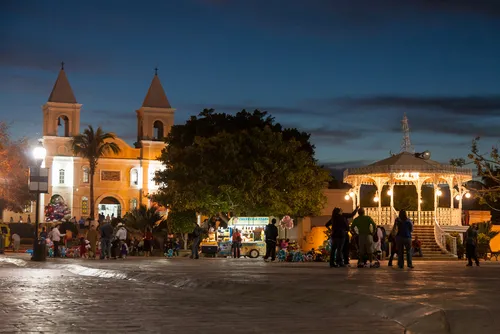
[98,196,121,219]
[153,120,164,140]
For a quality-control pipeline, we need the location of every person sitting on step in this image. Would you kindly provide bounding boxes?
[412,235,423,257]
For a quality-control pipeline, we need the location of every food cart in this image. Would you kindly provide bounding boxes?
[217,217,269,258]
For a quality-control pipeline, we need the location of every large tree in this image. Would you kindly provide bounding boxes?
[0,122,33,214]
[154,109,329,221]
[71,126,121,219]
[452,138,500,204]
[166,210,196,250]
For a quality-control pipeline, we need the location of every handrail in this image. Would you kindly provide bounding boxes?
[434,218,457,257]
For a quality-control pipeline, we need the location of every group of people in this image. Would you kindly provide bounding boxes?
[326,206,417,269]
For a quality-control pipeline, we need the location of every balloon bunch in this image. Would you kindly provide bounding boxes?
[45,195,71,222]
[280,215,294,230]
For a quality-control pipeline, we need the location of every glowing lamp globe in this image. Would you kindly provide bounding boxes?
[436,190,442,196]
[373,196,379,203]
[419,199,423,204]
[465,192,471,199]
[387,189,393,196]
[349,191,355,197]
[344,195,350,201]
[455,195,460,200]
[33,146,47,160]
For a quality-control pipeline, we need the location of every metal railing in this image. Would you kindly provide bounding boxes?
[434,218,457,257]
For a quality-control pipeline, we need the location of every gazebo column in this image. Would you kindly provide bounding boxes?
[445,176,455,225]
[415,178,424,225]
[373,177,387,225]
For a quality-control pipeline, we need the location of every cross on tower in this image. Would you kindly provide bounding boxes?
[61,61,65,70]
[154,67,158,75]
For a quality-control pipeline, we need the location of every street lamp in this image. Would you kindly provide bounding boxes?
[29,142,47,261]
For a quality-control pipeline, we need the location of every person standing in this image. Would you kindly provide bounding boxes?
[264,218,279,262]
[232,228,242,258]
[393,210,414,269]
[465,225,480,267]
[86,225,99,259]
[11,233,21,253]
[115,223,127,258]
[144,227,154,257]
[351,208,376,268]
[326,207,359,267]
[99,221,114,259]
[50,226,64,258]
[191,222,202,259]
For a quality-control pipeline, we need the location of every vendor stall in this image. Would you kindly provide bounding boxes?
[201,217,270,258]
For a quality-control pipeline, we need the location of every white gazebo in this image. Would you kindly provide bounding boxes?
[343,151,472,227]
[342,115,473,256]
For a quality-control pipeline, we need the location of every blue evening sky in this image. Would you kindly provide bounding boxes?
[1,0,499,169]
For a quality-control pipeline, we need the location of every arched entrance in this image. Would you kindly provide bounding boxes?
[98,196,122,219]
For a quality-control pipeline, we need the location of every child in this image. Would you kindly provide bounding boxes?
[121,242,128,259]
[79,237,88,259]
[174,238,181,257]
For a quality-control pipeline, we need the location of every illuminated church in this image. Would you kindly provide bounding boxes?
[35,65,173,220]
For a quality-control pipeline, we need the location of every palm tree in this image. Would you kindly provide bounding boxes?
[123,204,164,233]
[71,126,121,220]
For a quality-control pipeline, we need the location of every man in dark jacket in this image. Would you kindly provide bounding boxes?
[264,218,279,261]
[100,221,114,260]
[191,222,202,259]
[326,206,359,267]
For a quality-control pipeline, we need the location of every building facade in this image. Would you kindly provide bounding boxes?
[31,67,174,221]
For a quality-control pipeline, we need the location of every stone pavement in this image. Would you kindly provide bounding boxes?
[1,255,499,333]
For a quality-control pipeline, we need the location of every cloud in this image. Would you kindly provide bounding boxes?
[336,96,500,116]
[321,159,375,170]
[308,127,366,144]
[199,0,500,37]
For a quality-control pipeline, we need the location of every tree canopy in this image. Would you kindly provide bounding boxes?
[154,109,329,220]
[0,122,33,213]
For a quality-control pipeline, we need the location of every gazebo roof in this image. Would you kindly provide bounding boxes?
[344,152,472,179]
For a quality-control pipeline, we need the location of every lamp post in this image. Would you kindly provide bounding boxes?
[30,143,47,261]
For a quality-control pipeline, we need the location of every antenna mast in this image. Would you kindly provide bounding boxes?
[401,113,414,153]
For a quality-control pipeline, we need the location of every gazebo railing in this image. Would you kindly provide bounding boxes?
[434,218,457,257]
[364,207,461,226]
[344,165,472,179]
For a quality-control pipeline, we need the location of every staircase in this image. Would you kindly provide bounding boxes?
[411,225,456,259]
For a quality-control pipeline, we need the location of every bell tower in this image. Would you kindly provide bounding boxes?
[136,68,175,145]
[42,63,82,138]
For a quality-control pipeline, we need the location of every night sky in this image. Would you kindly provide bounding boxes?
[1,0,499,170]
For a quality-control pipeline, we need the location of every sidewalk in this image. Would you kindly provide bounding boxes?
[2,254,500,333]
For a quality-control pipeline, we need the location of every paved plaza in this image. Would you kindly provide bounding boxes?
[0,255,498,333]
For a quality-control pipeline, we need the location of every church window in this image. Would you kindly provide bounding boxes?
[82,197,88,215]
[130,168,139,186]
[130,198,138,210]
[153,121,164,140]
[59,169,65,184]
[83,167,89,183]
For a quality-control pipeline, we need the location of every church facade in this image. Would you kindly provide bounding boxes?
[33,67,174,221]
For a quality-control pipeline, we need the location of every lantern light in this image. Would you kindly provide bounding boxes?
[387,189,393,196]
[436,189,442,196]
[349,191,355,197]
[373,196,379,203]
[455,195,460,200]
[344,195,350,201]
[465,192,471,199]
